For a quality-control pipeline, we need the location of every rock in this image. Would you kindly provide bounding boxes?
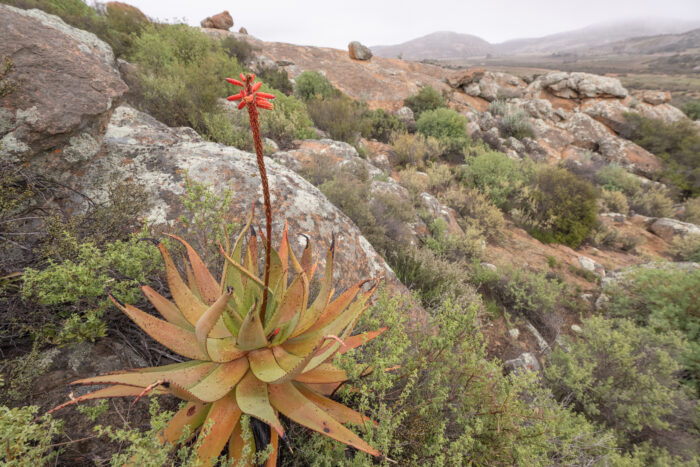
[239,27,248,35]
[530,71,628,99]
[348,41,372,61]
[464,82,481,97]
[276,60,294,67]
[65,106,412,301]
[478,112,497,131]
[508,328,520,339]
[105,2,149,24]
[478,77,500,102]
[394,106,416,132]
[521,99,553,120]
[571,324,583,334]
[649,217,700,241]
[582,98,686,137]
[418,192,463,235]
[578,256,605,277]
[504,352,540,374]
[200,10,233,30]
[446,68,486,88]
[480,262,497,272]
[0,5,127,170]
[636,90,671,105]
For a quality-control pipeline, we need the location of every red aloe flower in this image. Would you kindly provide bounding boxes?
[225,73,276,321]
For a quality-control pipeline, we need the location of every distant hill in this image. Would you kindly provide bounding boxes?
[582,27,700,55]
[371,19,700,60]
[371,31,494,60]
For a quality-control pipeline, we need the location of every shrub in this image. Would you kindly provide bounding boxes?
[520,166,597,248]
[681,101,700,120]
[258,88,315,148]
[359,108,405,143]
[256,66,293,95]
[416,108,470,157]
[545,316,691,445]
[306,95,364,144]
[293,70,337,101]
[441,187,505,240]
[425,163,454,193]
[669,234,700,262]
[0,405,63,465]
[390,132,442,167]
[603,266,700,394]
[630,186,674,217]
[488,98,508,116]
[403,85,446,118]
[682,196,700,224]
[220,35,253,64]
[396,166,428,196]
[600,188,630,214]
[501,109,534,139]
[460,149,528,209]
[425,218,485,262]
[624,113,700,196]
[127,24,243,139]
[1,56,17,98]
[595,164,641,196]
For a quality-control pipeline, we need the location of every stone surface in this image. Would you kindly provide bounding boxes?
[0,5,127,168]
[649,217,700,241]
[636,90,671,105]
[239,27,248,35]
[271,139,383,179]
[200,10,233,30]
[508,328,520,339]
[348,41,372,60]
[71,106,405,297]
[395,106,416,132]
[504,352,540,374]
[529,71,628,99]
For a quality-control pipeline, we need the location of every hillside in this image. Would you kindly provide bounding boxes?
[371,31,494,60]
[1,2,699,466]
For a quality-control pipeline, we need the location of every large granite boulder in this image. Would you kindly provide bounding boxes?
[528,71,628,99]
[348,41,372,61]
[649,217,700,241]
[105,2,149,24]
[0,4,127,168]
[200,11,233,30]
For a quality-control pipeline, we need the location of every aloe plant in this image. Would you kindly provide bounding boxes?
[50,74,385,465]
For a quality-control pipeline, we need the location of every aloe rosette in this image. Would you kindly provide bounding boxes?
[52,216,384,464]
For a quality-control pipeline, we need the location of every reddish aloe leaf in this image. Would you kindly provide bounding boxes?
[160,401,210,444]
[300,237,313,278]
[72,361,216,389]
[245,229,259,277]
[301,279,370,335]
[303,382,343,396]
[237,301,267,351]
[269,381,381,457]
[187,358,249,403]
[48,385,159,415]
[266,429,279,467]
[196,392,242,466]
[295,382,376,426]
[158,244,208,327]
[338,328,387,355]
[168,234,220,305]
[206,336,247,363]
[219,244,265,289]
[110,296,208,361]
[277,220,289,274]
[272,338,329,384]
[249,348,287,383]
[295,242,335,335]
[196,289,234,357]
[222,209,255,298]
[264,273,307,336]
[235,370,285,438]
[294,364,348,384]
[183,256,203,300]
[228,418,255,467]
[141,285,192,330]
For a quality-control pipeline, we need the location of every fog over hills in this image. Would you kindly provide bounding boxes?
[372,18,700,59]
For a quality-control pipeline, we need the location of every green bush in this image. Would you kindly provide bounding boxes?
[359,108,405,143]
[488,98,508,116]
[600,188,630,214]
[669,234,700,262]
[595,164,641,196]
[603,266,700,394]
[0,405,63,465]
[501,109,534,139]
[520,166,597,248]
[403,85,446,118]
[258,88,315,148]
[294,70,338,101]
[683,197,700,224]
[545,316,692,448]
[390,132,442,167]
[306,95,364,144]
[416,108,470,156]
[624,113,700,196]
[256,66,293,95]
[460,149,528,209]
[220,35,253,65]
[630,186,674,217]
[681,101,700,120]
[441,187,505,240]
[425,218,485,262]
[127,24,243,139]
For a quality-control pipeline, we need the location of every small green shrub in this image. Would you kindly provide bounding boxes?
[668,234,700,262]
[488,98,508,116]
[545,316,691,444]
[520,166,598,248]
[425,163,454,193]
[390,132,442,167]
[220,35,253,65]
[306,95,364,144]
[1,56,17,97]
[681,101,700,120]
[600,188,630,214]
[359,108,405,143]
[595,164,641,196]
[396,166,428,196]
[403,85,446,118]
[425,218,485,262]
[416,108,470,157]
[630,186,674,217]
[460,149,529,209]
[294,70,338,101]
[441,187,505,240]
[682,196,700,224]
[0,405,63,465]
[258,88,315,148]
[256,66,293,95]
[501,109,534,139]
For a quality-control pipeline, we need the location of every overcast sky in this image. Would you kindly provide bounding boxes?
[122,0,700,49]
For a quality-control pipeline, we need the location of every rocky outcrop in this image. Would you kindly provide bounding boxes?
[649,217,700,241]
[504,352,540,374]
[239,27,248,35]
[200,11,233,30]
[348,41,372,61]
[527,72,628,99]
[0,4,127,169]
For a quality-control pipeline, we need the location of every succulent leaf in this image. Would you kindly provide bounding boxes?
[160,401,210,444]
[141,285,193,329]
[196,392,242,466]
[235,370,285,438]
